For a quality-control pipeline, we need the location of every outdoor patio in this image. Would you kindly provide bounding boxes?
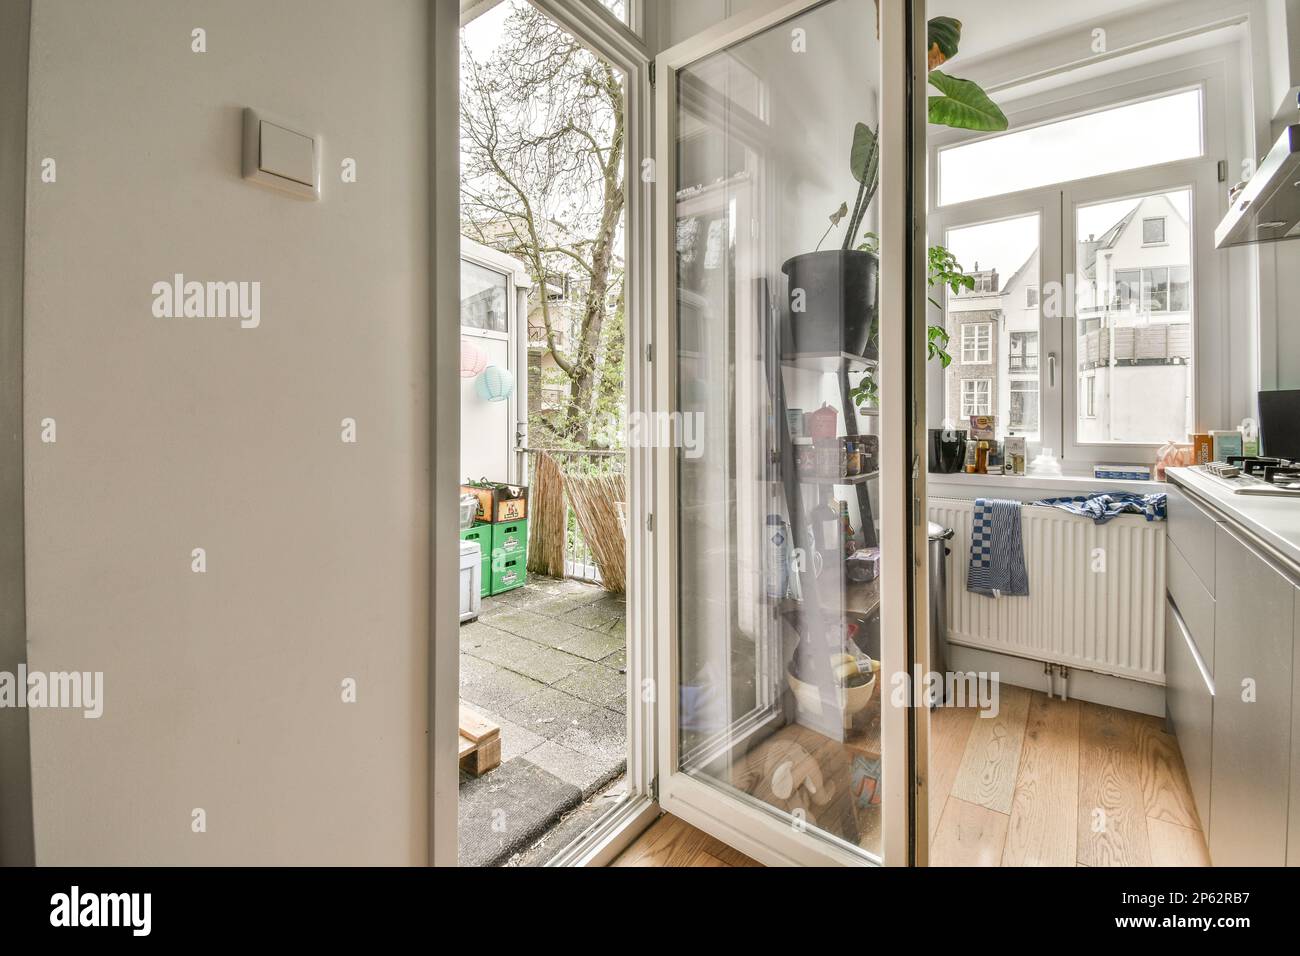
[458,574,627,866]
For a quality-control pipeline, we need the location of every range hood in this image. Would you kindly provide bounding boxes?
[1216,125,1300,249]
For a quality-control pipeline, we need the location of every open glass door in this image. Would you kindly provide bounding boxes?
[653,0,925,866]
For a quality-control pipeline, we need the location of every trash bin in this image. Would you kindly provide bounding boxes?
[928,522,955,697]
[459,539,482,623]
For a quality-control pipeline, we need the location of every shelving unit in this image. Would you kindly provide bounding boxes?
[768,328,881,742]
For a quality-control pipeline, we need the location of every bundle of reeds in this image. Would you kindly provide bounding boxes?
[526,452,566,577]
[564,471,627,593]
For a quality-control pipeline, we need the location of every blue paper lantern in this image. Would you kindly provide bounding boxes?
[476,365,515,402]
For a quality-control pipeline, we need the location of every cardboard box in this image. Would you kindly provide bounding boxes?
[1210,430,1243,462]
[461,482,528,523]
[1191,433,1213,465]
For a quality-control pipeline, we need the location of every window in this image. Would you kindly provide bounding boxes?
[1009,331,1038,371]
[961,379,992,417]
[938,89,1202,206]
[1142,216,1166,244]
[961,322,993,364]
[460,259,508,333]
[1076,189,1194,444]
[1025,286,1039,308]
[1009,380,1039,431]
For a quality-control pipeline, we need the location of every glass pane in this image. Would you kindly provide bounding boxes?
[597,0,628,24]
[675,0,885,859]
[1074,189,1194,444]
[460,260,508,333]
[941,213,1041,444]
[939,89,1202,206]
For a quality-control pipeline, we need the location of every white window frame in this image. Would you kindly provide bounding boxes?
[960,322,992,364]
[928,50,1231,469]
[961,378,992,417]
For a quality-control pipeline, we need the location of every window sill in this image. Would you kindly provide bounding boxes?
[927,470,1165,501]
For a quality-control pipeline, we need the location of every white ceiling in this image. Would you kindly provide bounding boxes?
[935,0,1170,60]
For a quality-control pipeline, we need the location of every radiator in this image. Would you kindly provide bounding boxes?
[928,497,1166,684]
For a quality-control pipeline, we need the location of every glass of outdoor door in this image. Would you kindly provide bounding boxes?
[674,0,885,859]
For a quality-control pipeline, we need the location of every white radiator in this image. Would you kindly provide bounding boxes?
[928,497,1166,684]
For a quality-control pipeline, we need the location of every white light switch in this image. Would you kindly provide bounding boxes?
[241,108,320,200]
[259,121,315,186]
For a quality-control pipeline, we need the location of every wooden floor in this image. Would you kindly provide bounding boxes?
[612,687,1210,867]
[929,686,1209,866]
[612,814,760,867]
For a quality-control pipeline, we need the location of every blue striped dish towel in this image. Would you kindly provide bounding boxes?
[966,498,1029,598]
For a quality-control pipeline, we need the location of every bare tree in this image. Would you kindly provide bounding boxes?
[460,4,625,444]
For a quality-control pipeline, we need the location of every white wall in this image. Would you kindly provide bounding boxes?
[24,0,432,864]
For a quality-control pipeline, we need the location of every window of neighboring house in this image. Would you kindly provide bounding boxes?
[937,88,1202,205]
[1112,265,1189,314]
[1142,216,1166,244]
[961,379,992,417]
[1009,379,1039,432]
[1025,285,1039,308]
[1009,331,1038,371]
[961,322,992,364]
[461,259,509,334]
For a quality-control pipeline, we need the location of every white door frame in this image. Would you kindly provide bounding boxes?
[454,0,660,867]
[652,0,926,867]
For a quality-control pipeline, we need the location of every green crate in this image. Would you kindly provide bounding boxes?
[491,519,528,558]
[461,524,491,597]
[490,553,526,595]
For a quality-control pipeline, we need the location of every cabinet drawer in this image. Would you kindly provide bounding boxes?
[1167,484,1218,595]
[1167,537,1214,674]
[1165,599,1213,836]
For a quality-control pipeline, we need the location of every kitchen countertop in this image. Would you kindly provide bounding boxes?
[1167,466,1300,572]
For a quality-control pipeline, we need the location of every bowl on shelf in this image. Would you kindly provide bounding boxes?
[786,655,877,729]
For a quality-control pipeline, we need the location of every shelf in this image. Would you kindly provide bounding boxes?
[774,470,879,486]
[781,350,878,373]
[778,577,882,619]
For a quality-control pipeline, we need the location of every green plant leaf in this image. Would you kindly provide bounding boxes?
[928,70,1008,131]
[849,122,876,184]
[927,16,961,68]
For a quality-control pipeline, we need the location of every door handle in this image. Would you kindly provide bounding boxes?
[1047,352,1057,388]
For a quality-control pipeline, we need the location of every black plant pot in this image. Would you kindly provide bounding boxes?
[781,249,879,357]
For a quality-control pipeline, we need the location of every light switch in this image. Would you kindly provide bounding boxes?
[241,108,320,200]
[259,121,315,186]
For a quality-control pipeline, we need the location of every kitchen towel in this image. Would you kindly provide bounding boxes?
[1034,491,1166,525]
[967,498,1029,598]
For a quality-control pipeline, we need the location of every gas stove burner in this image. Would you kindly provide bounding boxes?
[1196,456,1300,496]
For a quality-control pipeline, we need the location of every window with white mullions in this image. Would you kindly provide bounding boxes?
[961,379,992,417]
[961,322,992,364]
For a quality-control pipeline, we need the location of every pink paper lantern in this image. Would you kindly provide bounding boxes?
[460,340,487,378]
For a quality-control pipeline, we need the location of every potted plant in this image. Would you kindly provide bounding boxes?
[782,16,1007,364]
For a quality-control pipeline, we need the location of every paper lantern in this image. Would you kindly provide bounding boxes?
[460,340,487,378]
[476,365,515,402]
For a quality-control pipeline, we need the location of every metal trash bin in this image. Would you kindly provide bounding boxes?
[928,522,955,695]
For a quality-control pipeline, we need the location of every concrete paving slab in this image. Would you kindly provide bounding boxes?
[553,661,627,708]
[524,740,623,799]
[457,758,581,867]
[502,686,596,740]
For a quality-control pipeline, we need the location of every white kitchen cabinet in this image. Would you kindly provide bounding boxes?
[1290,588,1300,868]
[1209,524,1297,867]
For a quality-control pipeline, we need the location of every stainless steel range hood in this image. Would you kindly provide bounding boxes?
[1216,125,1300,249]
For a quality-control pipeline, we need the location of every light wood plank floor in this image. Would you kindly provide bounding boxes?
[613,688,1210,867]
[612,813,760,867]
[930,687,1210,867]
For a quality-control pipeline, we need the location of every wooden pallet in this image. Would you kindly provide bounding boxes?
[458,705,501,776]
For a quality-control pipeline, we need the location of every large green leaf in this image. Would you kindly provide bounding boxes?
[928,70,1008,131]
[849,122,876,184]
[927,16,961,68]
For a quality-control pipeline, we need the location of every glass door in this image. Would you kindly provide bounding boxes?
[653,0,924,866]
